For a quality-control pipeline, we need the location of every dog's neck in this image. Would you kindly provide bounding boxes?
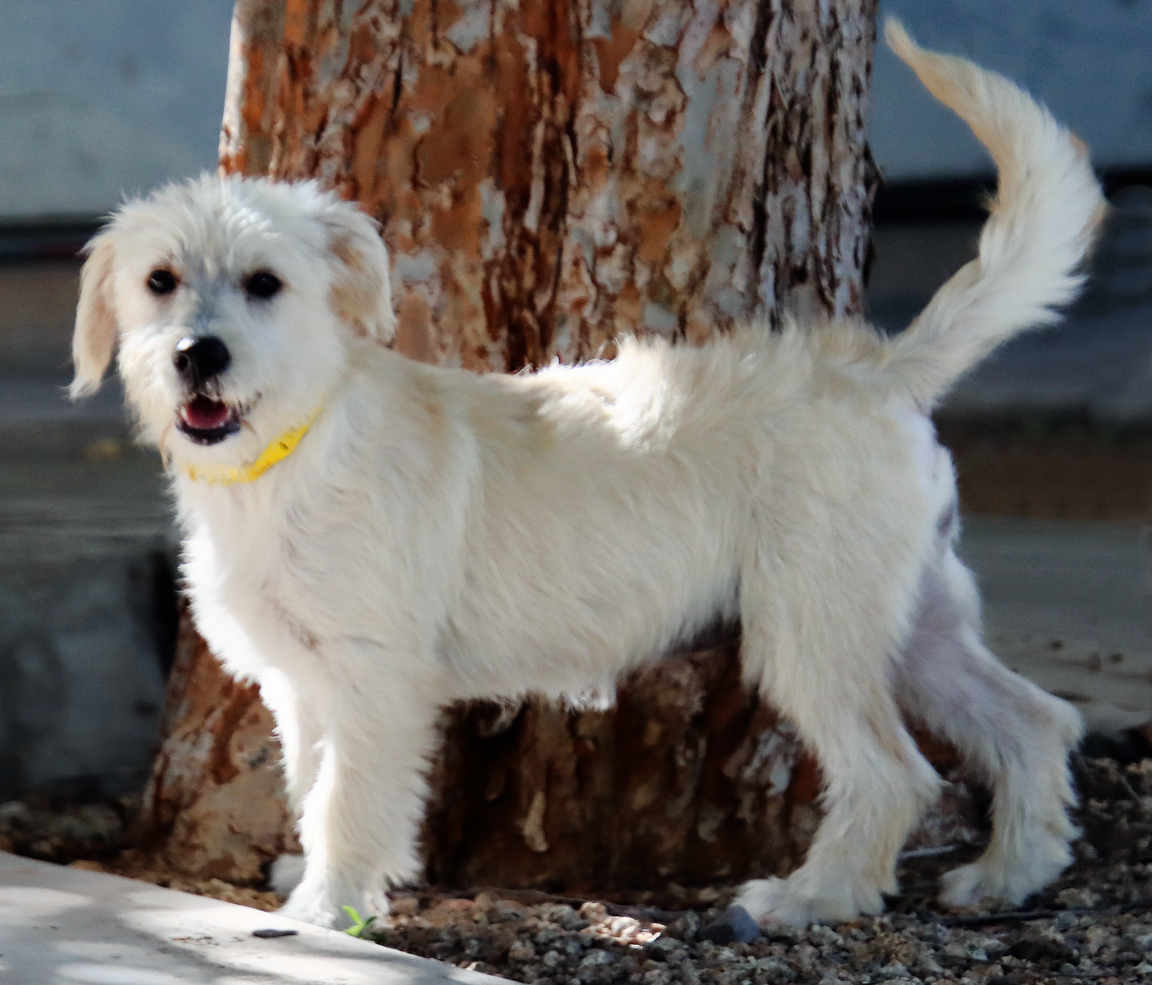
[180,405,323,486]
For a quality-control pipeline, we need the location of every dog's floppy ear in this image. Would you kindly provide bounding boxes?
[321,201,397,344]
[71,232,119,398]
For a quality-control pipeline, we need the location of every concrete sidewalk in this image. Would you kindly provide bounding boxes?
[0,852,500,985]
[964,518,1152,737]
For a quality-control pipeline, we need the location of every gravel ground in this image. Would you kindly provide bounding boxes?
[7,755,1152,984]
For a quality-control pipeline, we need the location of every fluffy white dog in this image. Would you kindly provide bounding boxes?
[72,23,1102,929]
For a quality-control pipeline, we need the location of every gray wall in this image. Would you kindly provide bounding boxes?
[0,2,232,220]
[0,1,1149,219]
[873,0,1152,181]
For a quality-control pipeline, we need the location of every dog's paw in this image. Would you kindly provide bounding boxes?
[735,877,879,928]
[940,862,1009,908]
[277,891,348,930]
[941,838,1072,909]
[277,876,390,930]
[268,853,306,897]
[736,878,823,927]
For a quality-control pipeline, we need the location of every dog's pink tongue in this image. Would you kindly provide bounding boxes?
[182,396,231,430]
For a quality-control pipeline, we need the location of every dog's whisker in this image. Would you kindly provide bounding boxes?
[157,423,174,470]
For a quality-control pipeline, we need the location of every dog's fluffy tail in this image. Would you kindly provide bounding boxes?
[877,20,1105,408]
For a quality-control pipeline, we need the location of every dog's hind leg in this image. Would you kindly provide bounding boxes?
[735,562,942,926]
[893,546,1083,908]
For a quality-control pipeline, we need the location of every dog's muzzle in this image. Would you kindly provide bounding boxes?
[174,336,242,445]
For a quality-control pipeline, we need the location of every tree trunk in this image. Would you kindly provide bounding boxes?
[132,0,958,894]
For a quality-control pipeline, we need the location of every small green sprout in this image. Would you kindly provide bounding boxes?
[342,905,378,938]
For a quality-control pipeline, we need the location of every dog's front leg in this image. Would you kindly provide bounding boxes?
[256,668,325,898]
[276,650,441,929]
[258,667,324,816]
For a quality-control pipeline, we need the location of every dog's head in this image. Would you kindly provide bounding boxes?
[73,175,395,468]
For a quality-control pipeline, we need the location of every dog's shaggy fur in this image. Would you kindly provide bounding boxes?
[73,23,1103,929]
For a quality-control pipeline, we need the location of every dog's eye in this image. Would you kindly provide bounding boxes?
[146,269,177,296]
[244,271,283,300]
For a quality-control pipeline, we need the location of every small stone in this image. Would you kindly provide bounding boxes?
[580,948,616,967]
[491,901,527,923]
[1009,930,1076,965]
[1075,841,1100,861]
[944,941,969,960]
[539,903,587,931]
[389,897,418,917]
[645,936,684,960]
[664,911,700,942]
[0,801,33,827]
[252,927,298,939]
[762,922,801,944]
[792,943,820,968]
[580,901,609,924]
[507,940,535,961]
[914,952,944,976]
[542,949,564,968]
[678,962,702,985]
[808,924,844,948]
[1128,930,1152,951]
[700,905,761,944]
[1056,886,1102,909]
[964,934,1007,961]
[563,937,588,956]
[536,903,573,923]
[753,957,798,982]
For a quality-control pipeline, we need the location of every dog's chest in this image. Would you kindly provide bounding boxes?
[183,497,334,675]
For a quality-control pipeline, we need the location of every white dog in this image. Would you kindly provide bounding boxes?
[72,23,1101,929]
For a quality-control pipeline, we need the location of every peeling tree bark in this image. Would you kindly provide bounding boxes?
[132,0,944,893]
[219,0,877,364]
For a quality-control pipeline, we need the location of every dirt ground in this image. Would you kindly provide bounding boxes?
[4,756,1152,985]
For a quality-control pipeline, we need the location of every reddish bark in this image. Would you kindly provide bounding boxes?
[132,606,299,882]
[220,0,878,366]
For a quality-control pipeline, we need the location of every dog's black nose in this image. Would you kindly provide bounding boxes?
[174,336,231,386]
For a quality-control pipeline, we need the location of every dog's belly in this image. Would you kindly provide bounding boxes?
[434,547,740,701]
[435,609,733,701]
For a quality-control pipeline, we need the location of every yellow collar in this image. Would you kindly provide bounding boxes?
[181,406,322,485]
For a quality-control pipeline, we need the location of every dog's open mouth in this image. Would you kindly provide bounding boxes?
[177,395,242,445]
